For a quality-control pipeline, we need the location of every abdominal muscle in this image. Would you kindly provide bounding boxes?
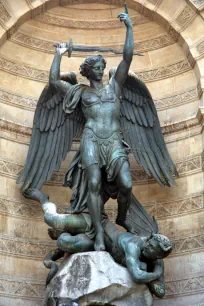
[83,101,121,139]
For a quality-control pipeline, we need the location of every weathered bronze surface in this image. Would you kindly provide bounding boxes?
[17,8,176,300]
[25,188,172,299]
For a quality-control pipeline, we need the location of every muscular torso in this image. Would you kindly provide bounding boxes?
[81,81,121,138]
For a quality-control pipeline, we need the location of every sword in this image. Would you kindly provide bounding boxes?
[53,2,143,57]
[53,39,143,57]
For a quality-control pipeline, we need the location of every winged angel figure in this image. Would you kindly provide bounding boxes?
[17,12,178,251]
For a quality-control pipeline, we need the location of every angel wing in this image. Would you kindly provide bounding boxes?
[126,194,158,237]
[110,69,178,187]
[17,72,86,192]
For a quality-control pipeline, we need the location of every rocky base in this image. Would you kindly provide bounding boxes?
[44,251,153,306]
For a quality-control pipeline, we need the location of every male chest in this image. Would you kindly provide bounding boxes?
[82,84,116,107]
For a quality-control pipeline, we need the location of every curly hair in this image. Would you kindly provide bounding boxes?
[152,233,173,255]
[79,55,107,79]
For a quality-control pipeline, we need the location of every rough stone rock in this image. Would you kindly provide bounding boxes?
[44,251,153,306]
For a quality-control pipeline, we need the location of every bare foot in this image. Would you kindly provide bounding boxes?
[94,232,105,251]
[23,188,49,204]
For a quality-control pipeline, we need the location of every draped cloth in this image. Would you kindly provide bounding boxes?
[62,82,130,238]
[63,84,87,114]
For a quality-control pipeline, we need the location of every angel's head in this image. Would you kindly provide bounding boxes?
[142,233,172,261]
[80,55,107,81]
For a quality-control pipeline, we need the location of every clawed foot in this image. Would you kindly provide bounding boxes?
[23,188,49,204]
[94,232,105,251]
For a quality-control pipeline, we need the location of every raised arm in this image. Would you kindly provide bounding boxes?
[49,42,72,95]
[114,12,134,88]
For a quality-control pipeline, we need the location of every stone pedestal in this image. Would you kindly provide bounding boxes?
[44,251,153,306]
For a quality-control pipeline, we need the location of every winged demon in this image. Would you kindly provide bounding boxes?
[17,11,178,252]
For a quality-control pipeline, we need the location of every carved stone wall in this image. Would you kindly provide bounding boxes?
[0,1,204,306]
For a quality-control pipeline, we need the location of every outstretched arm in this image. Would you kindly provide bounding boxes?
[49,43,72,94]
[114,12,134,88]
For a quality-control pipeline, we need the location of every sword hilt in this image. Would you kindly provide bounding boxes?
[53,39,73,57]
[67,38,73,58]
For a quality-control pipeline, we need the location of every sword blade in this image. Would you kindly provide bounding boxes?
[53,43,143,56]
[73,45,143,56]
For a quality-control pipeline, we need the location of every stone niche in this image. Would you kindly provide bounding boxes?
[0,0,203,306]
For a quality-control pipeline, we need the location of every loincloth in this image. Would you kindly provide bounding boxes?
[80,128,130,181]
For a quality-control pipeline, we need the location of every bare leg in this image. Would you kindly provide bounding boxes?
[23,188,49,204]
[85,164,105,251]
[115,161,132,230]
[44,248,64,285]
[57,233,94,253]
[23,188,87,234]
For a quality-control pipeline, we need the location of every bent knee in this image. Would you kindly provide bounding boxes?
[88,177,101,193]
[57,233,70,248]
[120,177,132,194]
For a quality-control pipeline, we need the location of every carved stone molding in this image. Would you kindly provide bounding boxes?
[137,59,192,82]
[145,0,162,10]
[173,4,196,32]
[0,119,32,137]
[93,194,204,224]
[196,38,204,58]
[165,274,204,297]
[0,86,37,110]
[0,274,203,303]
[0,235,54,259]
[131,152,204,183]
[0,1,11,27]
[0,56,49,83]
[0,195,116,224]
[0,55,192,83]
[0,197,42,219]
[0,151,203,185]
[135,33,176,52]
[1,82,199,115]
[173,233,204,255]
[154,85,200,110]
[1,272,204,301]
[161,117,199,135]
[0,211,204,259]
[189,0,204,9]
[1,192,203,225]
[60,0,123,6]
[0,276,44,300]
[10,31,55,54]
[0,158,22,178]
[144,193,203,219]
[0,113,202,152]
[36,12,149,29]
[10,30,177,54]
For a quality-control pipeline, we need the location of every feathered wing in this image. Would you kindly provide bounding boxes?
[126,194,158,237]
[17,72,86,192]
[115,70,178,187]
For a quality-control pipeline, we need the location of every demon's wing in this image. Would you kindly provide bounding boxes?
[17,72,86,192]
[126,194,158,237]
[117,70,178,186]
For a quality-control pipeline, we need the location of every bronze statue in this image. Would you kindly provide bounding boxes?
[17,9,178,252]
[24,188,172,299]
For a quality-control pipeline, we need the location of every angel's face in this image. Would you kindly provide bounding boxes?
[142,238,164,261]
[89,60,105,81]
